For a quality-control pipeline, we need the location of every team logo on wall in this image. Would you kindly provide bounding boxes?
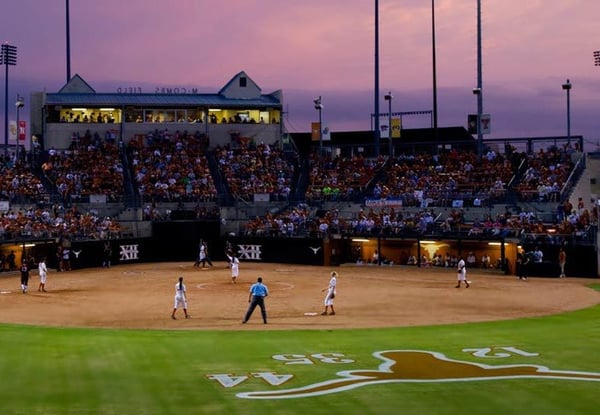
[119,244,140,261]
[237,244,262,260]
[309,246,321,255]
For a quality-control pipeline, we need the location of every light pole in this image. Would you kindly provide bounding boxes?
[472,87,481,152]
[384,92,393,156]
[475,0,483,160]
[562,79,572,146]
[431,0,438,141]
[374,0,380,157]
[16,94,24,162]
[314,96,323,155]
[1,43,17,158]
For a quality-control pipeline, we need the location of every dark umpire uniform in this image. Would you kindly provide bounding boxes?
[516,249,529,280]
[242,277,269,324]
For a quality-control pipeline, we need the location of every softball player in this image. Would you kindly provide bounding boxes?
[38,257,48,292]
[171,276,190,319]
[198,241,213,268]
[321,271,337,315]
[228,254,240,284]
[455,257,470,288]
[20,261,30,293]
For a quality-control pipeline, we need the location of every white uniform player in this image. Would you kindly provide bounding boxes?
[455,257,470,288]
[228,255,240,284]
[38,258,48,292]
[321,271,338,315]
[171,277,190,319]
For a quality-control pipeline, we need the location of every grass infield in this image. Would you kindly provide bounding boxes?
[1,291,599,414]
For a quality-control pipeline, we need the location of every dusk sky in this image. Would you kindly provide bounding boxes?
[2,0,600,146]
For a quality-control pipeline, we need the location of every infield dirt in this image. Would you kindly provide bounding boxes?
[1,262,598,330]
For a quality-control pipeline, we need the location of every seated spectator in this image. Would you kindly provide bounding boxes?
[466,252,477,268]
[481,253,491,268]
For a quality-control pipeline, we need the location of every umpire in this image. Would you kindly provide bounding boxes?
[516,247,529,280]
[242,276,269,324]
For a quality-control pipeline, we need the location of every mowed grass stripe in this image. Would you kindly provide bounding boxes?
[0,304,599,414]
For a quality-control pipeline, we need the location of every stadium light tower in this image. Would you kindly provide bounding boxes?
[1,43,17,158]
[562,79,572,146]
[594,50,600,66]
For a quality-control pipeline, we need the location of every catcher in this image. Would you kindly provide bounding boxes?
[321,271,338,315]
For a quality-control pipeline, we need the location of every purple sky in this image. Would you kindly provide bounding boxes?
[2,0,600,147]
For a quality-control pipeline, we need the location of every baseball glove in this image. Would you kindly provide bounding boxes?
[330,293,335,299]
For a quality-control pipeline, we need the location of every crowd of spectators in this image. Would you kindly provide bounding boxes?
[515,144,577,202]
[367,148,514,207]
[306,152,385,202]
[294,197,598,244]
[43,139,124,203]
[242,204,311,237]
[142,203,220,221]
[0,130,594,248]
[128,130,217,203]
[214,141,295,202]
[0,163,48,204]
[0,204,121,241]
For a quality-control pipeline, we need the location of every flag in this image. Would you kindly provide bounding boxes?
[311,122,321,141]
[322,126,331,141]
[391,118,401,138]
[18,120,26,141]
[378,115,389,138]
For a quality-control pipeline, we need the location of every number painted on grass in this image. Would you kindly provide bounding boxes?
[272,354,313,365]
[462,347,539,358]
[207,373,294,387]
[206,374,249,388]
[251,372,294,385]
[272,353,354,365]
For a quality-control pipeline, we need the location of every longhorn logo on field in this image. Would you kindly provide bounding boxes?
[236,350,600,399]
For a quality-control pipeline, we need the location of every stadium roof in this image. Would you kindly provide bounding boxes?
[44,72,282,108]
[44,93,281,108]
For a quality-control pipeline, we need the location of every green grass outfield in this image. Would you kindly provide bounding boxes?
[1,290,600,415]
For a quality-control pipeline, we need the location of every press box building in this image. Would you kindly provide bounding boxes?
[30,71,284,150]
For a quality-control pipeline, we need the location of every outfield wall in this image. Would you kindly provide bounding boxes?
[1,227,597,278]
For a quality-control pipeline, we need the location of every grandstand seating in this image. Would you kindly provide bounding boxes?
[0,131,596,250]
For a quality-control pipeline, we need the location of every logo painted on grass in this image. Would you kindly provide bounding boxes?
[207,348,600,400]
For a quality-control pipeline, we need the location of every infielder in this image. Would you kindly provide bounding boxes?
[455,256,470,288]
[38,257,48,292]
[171,276,190,319]
[197,241,213,268]
[227,254,240,284]
[321,271,337,315]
